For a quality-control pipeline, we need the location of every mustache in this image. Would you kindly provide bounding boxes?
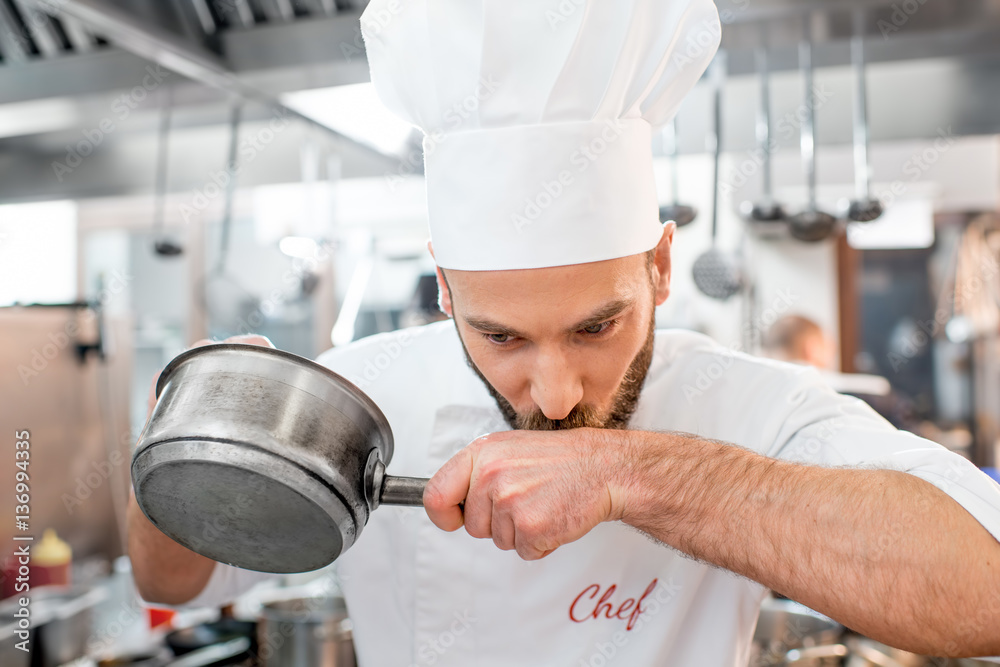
[515,403,606,431]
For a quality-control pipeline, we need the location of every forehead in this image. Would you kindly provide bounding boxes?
[445,254,648,330]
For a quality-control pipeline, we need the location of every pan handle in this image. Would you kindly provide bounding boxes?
[368,456,429,507]
[380,475,429,506]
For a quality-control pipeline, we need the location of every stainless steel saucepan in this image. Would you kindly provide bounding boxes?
[131,344,429,573]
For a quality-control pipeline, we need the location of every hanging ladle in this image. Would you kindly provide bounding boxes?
[743,45,788,235]
[787,30,838,243]
[152,84,184,257]
[845,21,883,223]
[692,52,744,300]
[659,117,698,228]
[131,344,428,573]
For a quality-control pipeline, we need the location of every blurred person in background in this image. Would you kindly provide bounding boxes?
[762,314,919,432]
[761,314,836,370]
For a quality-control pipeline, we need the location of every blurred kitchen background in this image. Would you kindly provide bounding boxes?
[1,0,1000,665]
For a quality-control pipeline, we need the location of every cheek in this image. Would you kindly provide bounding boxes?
[467,343,529,395]
[579,352,632,401]
[580,325,649,398]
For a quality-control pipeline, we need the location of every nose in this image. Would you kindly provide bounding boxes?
[529,348,584,421]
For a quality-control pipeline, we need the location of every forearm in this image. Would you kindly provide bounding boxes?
[613,431,1000,656]
[127,491,216,605]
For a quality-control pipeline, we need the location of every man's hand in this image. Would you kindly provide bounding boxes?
[423,428,633,560]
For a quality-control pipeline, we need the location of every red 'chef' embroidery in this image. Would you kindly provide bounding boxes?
[569,578,658,631]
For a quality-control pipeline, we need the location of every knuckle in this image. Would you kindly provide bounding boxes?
[516,516,547,542]
[468,435,490,456]
[516,544,539,561]
[491,488,519,513]
[479,460,505,484]
[466,521,490,540]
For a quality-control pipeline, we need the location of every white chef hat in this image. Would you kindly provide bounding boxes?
[361,0,721,271]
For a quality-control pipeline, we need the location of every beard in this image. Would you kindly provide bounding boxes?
[457,315,656,431]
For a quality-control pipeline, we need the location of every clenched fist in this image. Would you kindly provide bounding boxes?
[423,428,639,561]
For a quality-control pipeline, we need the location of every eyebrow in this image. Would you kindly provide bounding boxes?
[463,297,635,338]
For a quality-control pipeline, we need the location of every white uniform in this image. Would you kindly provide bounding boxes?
[184,321,1000,666]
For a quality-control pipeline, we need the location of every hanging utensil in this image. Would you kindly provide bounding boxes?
[202,103,261,335]
[787,30,838,243]
[845,19,883,224]
[693,52,744,301]
[131,344,429,574]
[215,103,242,277]
[152,84,183,257]
[743,45,788,236]
[659,118,698,227]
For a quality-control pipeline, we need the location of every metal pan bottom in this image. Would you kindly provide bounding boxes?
[132,439,357,573]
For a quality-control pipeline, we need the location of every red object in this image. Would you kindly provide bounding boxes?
[1,555,70,600]
[569,578,659,632]
[32,561,70,588]
[148,607,177,630]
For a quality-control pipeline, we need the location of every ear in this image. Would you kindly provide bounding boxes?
[428,241,454,317]
[652,222,675,306]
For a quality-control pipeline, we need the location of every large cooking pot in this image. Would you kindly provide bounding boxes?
[751,598,844,667]
[0,612,29,667]
[131,344,429,573]
[257,597,355,667]
[0,585,108,667]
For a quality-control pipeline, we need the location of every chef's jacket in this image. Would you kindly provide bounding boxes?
[182,321,1000,666]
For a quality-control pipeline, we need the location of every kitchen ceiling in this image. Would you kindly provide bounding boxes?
[0,0,999,202]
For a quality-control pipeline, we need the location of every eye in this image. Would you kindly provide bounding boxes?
[580,321,614,336]
[485,333,512,344]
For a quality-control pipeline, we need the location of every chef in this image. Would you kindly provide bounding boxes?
[128,0,1000,664]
